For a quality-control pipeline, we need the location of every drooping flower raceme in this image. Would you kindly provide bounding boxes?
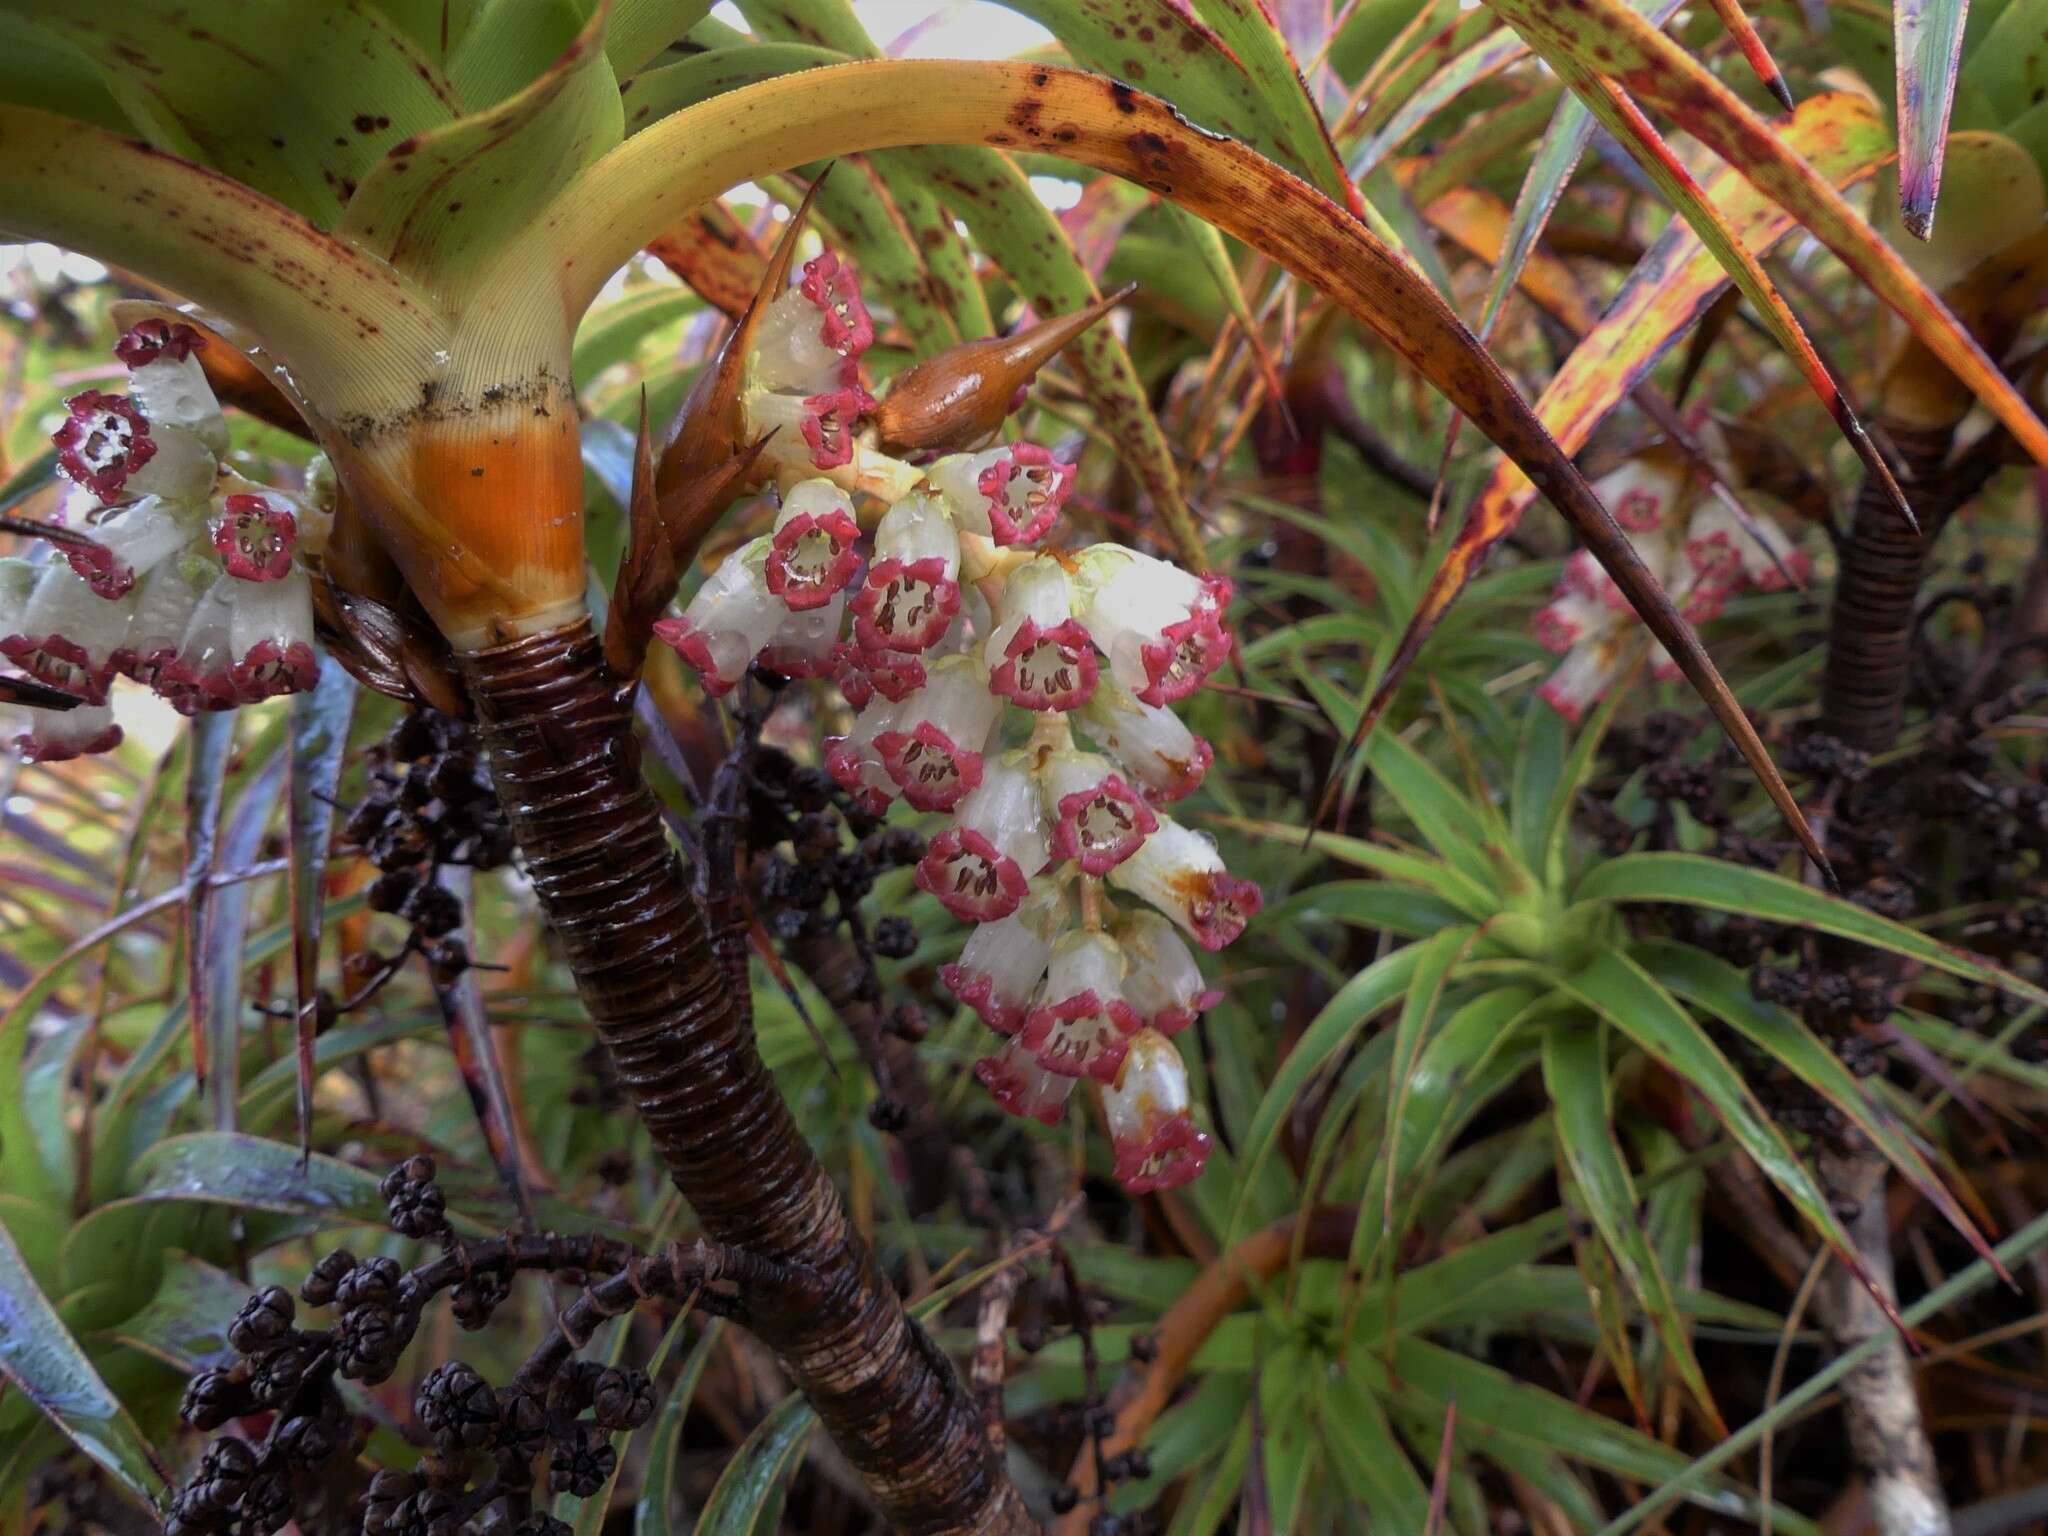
[1532,454,1812,722]
[2,319,328,761]
[658,247,1258,1195]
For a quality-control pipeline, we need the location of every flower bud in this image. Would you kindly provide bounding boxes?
[1105,816,1261,951]
[1019,929,1141,1081]
[941,879,1068,1032]
[872,286,1131,454]
[1076,677,1213,803]
[1102,1029,1210,1193]
[916,751,1048,921]
[986,556,1097,711]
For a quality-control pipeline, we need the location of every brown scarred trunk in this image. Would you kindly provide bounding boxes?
[459,618,1034,1536]
[1813,418,2000,1536]
[1818,426,1993,752]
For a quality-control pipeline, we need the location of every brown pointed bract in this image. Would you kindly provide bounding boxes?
[654,176,826,507]
[873,283,1137,454]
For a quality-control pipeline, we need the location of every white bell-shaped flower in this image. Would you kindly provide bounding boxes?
[1102,1029,1210,1193]
[54,388,215,504]
[765,479,862,611]
[1073,545,1232,706]
[926,442,1073,546]
[985,556,1096,712]
[1076,676,1213,803]
[851,492,961,655]
[974,1039,1077,1125]
[940,878,1069,1034]
[12,699,121,764]
[653,536,783,697]
[1106,816,1262,951]
[1038,749,1157,875]
[116,319,229,455]
[915,751,1049,921]
[1,563,132,703]
[873,654,1001,812]
[1115,909,1221,1035]
[1019,929,1142,1082]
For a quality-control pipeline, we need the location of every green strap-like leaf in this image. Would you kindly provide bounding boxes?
[342,3,623,298]
[1578,852,2048,1009]
[1555,950,1863,1281]
[11,0,459,226]
[1224,941,1432,1243]
[692,1390,817,1536]
[1895,0,1974,237]
[1542,1025,1724,1432]
[637,1321,729,1535]
[125,1132,492,1236]
[0,1221,165,1510]
[288,662,359,1154]
[1634,939,2001,1272]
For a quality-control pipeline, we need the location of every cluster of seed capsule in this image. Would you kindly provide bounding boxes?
[660,244,1259,1192]
[2,319,325,760]
[345,710,514,990]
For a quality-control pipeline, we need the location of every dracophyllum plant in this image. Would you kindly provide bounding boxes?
[3,319,327,760]
[660,248,1259,1194]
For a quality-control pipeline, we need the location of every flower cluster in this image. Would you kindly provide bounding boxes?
[2,320,326,762]
[659,248,1260,1194]
[1533,454,1812,722]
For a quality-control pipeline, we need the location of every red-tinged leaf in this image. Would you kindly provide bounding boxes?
[1059,177,1152,278]
[1336,93,1887,841]
[1557,66,1909,521]
[644,200,771,319]
[1895,0,1972,238]
[433,866,538,1225]
[537,56,1829,869]
[183,713,235,1098]
[1490,0,2048,469]
[287,663,357,1159]
[1467,92,1890,559]
[1349,25,1531,182]
[1702,0,1795,111]
[1415,183,1603,334]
